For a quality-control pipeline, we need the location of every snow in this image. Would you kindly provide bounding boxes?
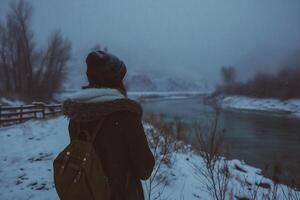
[0,117,68,200]
[0,98,25,106]
[0,117,299,200]
[219,95,300,118]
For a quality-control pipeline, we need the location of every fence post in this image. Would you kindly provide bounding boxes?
[42,103,45,119]
[20,105,23,123]
[32,102,45,119]
[33,103,37,119]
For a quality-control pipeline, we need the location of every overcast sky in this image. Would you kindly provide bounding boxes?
[1,0,300,84]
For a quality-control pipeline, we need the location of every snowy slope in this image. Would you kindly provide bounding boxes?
[0,117,299,200]
[219,96,300,118]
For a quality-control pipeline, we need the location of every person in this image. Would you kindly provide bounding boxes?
[62,51,155,200]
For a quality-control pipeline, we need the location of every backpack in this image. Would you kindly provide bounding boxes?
[53,119,110,200]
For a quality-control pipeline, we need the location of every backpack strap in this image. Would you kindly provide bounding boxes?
[76,119,104,143]
[90,119,105,143]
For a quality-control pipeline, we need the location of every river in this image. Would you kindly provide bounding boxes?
[139,94,300,186]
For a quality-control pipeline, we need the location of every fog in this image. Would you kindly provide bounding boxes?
[1,0,300,85]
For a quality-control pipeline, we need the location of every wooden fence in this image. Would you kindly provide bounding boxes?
[0,102,62,126]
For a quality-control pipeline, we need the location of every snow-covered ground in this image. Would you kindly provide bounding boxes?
[0,117,67,200]
[218,95,300,118]
[0,117,298,200]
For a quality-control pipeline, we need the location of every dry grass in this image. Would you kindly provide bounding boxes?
[192,110,230,200]
[143,113,188,145]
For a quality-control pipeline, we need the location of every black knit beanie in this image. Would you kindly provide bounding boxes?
[85,51,127,86]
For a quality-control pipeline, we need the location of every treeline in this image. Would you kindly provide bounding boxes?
[0,0,71,102]
[215,66,300,100]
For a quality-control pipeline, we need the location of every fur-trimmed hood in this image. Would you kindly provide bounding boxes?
[62,88,142,122]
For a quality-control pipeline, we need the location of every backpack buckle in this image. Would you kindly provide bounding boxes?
[59,151,71,176]
[73,156,88,183]
[73,170,82,183]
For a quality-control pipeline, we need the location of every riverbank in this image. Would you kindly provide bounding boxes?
[1,116,299,199]
[128,91,208,101]
[216,95,300,118]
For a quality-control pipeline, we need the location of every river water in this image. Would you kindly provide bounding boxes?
[139,95,300,185]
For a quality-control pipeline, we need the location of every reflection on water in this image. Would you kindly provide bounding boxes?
[141,96,300,185]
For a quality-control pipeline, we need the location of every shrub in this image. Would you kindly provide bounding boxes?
[216,66,300,100]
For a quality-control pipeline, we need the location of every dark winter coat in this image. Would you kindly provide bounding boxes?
[62,88,155,200]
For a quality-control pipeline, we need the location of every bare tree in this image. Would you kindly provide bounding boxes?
[34,31,71,99]
[0,23,11,92]
[7,0,35,97]
[0,0,35,98]
[0,0,71,101]
[221,66,236,86]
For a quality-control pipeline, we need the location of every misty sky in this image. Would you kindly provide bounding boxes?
[1,0,300,84]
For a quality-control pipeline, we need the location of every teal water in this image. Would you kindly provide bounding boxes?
[140,96,300,185]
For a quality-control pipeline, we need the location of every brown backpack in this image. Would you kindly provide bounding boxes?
[53,119,110,200]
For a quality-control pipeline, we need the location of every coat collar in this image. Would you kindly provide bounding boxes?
[62,88,142,122]
[65,88,125,103]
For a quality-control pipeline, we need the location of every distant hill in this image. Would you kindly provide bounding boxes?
[124,73,207,92]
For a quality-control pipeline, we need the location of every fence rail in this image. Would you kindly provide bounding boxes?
[0,102,62,126]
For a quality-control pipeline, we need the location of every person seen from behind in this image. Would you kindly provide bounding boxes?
[55,51,155,200]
